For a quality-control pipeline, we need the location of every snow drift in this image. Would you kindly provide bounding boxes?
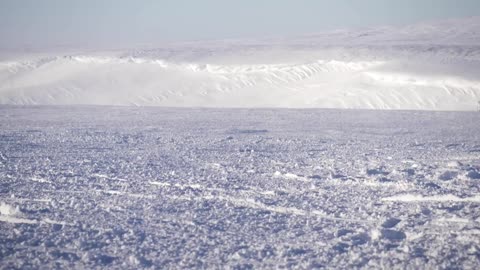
[1,17,480,110]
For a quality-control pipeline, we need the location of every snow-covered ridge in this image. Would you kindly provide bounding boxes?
[1,53,479,110]
[1,17,480,110]
[0,56,378,74]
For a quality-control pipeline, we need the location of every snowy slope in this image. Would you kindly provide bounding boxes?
[1,17,480,110]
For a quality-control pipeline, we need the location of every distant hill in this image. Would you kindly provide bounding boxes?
[1,17,479,110]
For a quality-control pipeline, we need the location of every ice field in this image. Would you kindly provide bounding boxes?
[1,106,480,268]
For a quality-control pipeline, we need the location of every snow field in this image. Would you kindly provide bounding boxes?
[0,106,479,268]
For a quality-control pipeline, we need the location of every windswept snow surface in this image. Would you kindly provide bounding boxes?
[1,106,480,268]
[1,17,480,110]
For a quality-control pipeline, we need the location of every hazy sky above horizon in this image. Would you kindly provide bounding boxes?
[1,0,479,48]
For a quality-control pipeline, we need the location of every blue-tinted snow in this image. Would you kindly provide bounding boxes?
[0,106,479,268]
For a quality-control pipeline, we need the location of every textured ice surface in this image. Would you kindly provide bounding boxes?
[0,106,480,268]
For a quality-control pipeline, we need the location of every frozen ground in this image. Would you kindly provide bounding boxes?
[0,106,480,268]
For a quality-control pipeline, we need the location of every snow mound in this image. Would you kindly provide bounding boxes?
[0,202,19,216]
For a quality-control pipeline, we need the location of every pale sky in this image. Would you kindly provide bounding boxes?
[1,0,479,49]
